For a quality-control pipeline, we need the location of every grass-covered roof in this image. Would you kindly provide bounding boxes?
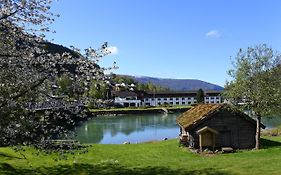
[176,104,223,129]
[176,103,266,130]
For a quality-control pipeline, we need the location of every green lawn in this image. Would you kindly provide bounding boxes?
[1,137,281,175]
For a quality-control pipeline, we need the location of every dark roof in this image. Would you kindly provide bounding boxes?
[176,104,265,130]
[143,90,222,98]
[112,91,138,98]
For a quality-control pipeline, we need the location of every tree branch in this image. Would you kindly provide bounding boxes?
[0,76,47,108]
[0,10,18,21]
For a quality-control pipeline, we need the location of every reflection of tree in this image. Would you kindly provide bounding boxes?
[76,122,104,143]
[76,113,181,143]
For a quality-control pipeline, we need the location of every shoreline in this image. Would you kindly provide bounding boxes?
[88,106,191,116]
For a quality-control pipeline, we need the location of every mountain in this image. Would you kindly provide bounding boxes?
[44,42,81,58]
[131,76,224,91]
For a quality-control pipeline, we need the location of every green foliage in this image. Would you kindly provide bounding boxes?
[136,81,170,92]
[111,75,169,92]
[89,82,107,100]
[57,75,73,97]
[112,75,136,85]
[224,44,281,116]
[196,89,205,103]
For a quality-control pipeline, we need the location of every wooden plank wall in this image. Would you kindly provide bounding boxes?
[187,110,256,149]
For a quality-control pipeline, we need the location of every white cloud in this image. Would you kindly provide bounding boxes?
[107,46,118,55]
[205,30,221,38]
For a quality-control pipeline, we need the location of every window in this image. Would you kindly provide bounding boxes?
[176,102,179,104]
[151,98,154,101]
[182,98,185,100]
[182,102,186,104]
[158,98,161,101]
[170,98,173,100]
[170,102,173,105]
[164,98,167,100]
[176,98,179,100]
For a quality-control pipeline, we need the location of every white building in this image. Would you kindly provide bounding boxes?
[141,91,222,107]
[112,90,223,107]
[112,91,141,107]
[203,91,223,104]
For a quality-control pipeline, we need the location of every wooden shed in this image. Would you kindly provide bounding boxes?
[176,104,265,150]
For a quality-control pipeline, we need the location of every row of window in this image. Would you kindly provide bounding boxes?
[205,96,221,100]
[144,97,195,101]
[145,99,222,106]
[149,101,193,105]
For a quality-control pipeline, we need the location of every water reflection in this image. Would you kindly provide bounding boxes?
[262,117,281,128]
[75,113,180,144]
[75,112,281,144]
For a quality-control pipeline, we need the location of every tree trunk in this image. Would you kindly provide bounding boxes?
[255,114,261,149]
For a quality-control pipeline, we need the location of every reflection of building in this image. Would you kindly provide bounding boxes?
[177,104,265,150]
[112,91,141,107]
[112,90,223,107]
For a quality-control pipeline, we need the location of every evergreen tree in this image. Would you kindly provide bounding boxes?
[196,89,205,104]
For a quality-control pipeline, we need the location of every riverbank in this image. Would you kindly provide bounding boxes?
[88,106,191,115]
[262,125,281,136]
[1,136,281,175]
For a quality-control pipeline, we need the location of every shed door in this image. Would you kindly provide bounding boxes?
[221,131,231,147]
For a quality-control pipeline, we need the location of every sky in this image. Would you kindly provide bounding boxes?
[45,0,281,86]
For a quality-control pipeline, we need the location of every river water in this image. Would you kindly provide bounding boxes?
[75,113,180,144]
[74,112,281,144]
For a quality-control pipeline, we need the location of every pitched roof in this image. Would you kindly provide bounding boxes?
[176,104,265,130]
[196,126,218,135]
[176,104,223,129]
[112,91,137,98]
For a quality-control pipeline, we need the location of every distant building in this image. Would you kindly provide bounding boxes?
[112,90,223,107]
[141,91,223,107]
[112,91,141,107]
[176,104,265,150]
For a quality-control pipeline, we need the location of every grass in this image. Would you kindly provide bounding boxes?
[1,136,281,175]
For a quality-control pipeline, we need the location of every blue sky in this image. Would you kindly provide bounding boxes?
[46,0,281,86]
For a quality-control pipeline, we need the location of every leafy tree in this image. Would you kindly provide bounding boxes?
[0,0,117,147]
[89,82,107,100]
[196,89,204,104]
[57,74,74,97]
[112,75,169,92]
[136,81,169,92]
[224,44,281,149]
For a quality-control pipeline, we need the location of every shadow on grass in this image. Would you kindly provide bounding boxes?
[0,163,236,175]
[261,138,281,148]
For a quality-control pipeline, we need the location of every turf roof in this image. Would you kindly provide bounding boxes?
[176,104,225,129]
[176,103,266,130]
